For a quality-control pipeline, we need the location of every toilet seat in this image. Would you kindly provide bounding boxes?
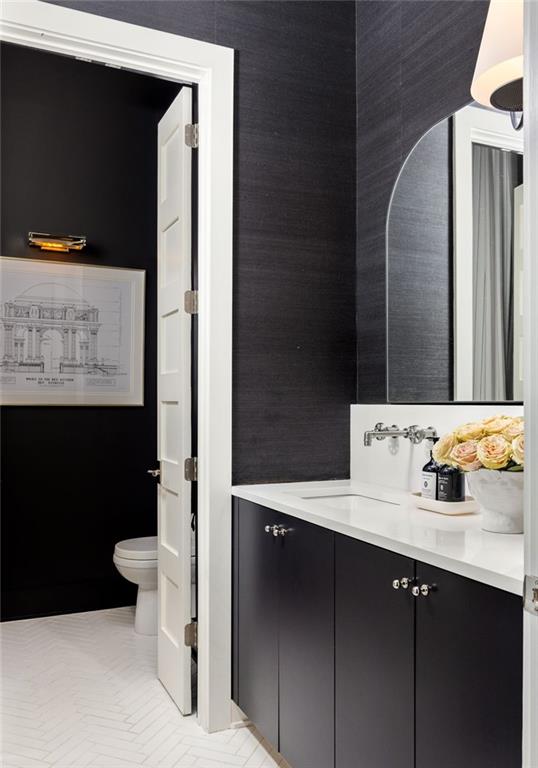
[114,536,157,561]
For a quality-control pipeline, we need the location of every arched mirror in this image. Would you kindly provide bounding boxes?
[387,104,524,403]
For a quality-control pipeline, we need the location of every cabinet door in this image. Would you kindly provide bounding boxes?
[335,535,415,768]
[232,499,280,746]
[415,564,522,768]
[279,514,335,768]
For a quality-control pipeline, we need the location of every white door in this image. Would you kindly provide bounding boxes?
[157,87,193,715]
[524,2,538,764]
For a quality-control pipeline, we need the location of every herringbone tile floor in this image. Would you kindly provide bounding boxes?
[0,607,284,768]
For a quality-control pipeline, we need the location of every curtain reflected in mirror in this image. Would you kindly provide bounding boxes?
[472,145,523,401]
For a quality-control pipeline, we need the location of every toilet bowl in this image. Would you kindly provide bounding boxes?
[113,536,158,636]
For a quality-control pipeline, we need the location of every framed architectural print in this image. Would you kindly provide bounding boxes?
[0,257,145,405]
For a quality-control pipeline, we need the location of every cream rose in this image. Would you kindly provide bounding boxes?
[482,415,514,435]
[432,432,458,466]
[449,440,482,472]
[512,434,525,466]
[476,434,512,470]
[502,417,524,442]
[455,422,485,442]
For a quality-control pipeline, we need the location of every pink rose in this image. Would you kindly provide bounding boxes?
[476,434,512,470]
[450,440,482,472]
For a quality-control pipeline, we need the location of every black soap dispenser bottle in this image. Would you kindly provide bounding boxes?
[437,464,465,502]
[421,438,440,500]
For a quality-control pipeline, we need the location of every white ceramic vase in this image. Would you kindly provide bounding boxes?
[466,469,524,534]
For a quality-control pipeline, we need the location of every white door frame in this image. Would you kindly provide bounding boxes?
[0,0,234,733]
[523,1,538,765]
[453,104,524,401]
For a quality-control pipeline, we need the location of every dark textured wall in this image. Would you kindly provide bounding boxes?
[48,0,357,484]
[0,43,180,620]
[388,119,452,402]
[356,0,489,402]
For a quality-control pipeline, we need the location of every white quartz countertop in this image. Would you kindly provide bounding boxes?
[231,480,524,595]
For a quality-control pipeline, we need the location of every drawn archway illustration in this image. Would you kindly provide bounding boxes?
[0,282,113,374]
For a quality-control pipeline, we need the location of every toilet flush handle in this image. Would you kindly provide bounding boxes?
[147,468,161,478]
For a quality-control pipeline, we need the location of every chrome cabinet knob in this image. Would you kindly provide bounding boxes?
[412,583,433,597]
[393,577,411,590]
[265,524,277,535]
[392,579,401,590]
[265,524,291,536]
[147,468,161,477]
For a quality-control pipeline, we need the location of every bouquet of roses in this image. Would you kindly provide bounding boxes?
[432,415,524,472]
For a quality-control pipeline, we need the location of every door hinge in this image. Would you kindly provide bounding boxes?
[524,574,538,615]
[184,290,199,315]
[184,620,198,649]
[185,123,199,149]
[184,457,198,482]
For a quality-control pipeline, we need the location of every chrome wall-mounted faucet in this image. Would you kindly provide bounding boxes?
[363,423,437,447]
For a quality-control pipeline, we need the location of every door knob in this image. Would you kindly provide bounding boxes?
[147,468,161,477]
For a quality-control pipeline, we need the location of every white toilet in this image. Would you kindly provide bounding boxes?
[113,536,158,636]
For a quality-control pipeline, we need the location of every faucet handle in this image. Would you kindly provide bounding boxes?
[407,425,421,445]
[407,425,437,445]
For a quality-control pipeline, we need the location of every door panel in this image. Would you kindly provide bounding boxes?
[234,500,280,746]
[415,564,522,768]
[279,515,335,768]
[335,535,415,768]
[157,87,193,715]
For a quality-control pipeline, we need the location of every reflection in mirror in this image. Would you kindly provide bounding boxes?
[387,104,524,403]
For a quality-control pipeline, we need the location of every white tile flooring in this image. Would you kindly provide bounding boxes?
[0,607,285,768]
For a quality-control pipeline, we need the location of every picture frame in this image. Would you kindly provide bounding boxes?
[0,257,145,406]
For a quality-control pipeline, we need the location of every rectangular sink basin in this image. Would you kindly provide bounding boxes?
[298,493,400,510]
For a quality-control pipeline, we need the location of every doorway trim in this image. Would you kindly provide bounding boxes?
[0,0,234,733]
[523,1,538,764]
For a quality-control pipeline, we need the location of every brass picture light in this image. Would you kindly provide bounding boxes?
[28,232,87,253]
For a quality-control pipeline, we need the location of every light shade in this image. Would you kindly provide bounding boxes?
[471,0,523,112]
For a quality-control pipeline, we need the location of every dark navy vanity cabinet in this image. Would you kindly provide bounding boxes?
[232,499,523,768]
[336,538,523,768]
[414,562,522,768]
[233,500,334,768]
[335,536,415,768]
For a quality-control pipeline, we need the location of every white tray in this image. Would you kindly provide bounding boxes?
[411,492,480,516]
